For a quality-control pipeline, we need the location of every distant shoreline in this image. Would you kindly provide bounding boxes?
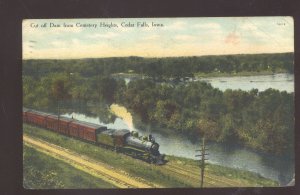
[195,70,291,78]
[112,70,292,79]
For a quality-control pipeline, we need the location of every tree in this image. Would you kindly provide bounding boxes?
[51,77,71,118]
[197,117,220,139]
[219,114,237,142]
[52,79,70,101]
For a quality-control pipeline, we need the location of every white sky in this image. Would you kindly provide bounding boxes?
[23,17,294,59]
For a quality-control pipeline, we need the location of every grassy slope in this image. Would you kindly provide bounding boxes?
[23,124,278,188]
[23,124,187,187]
[23,144,116,189]
[166,156,278,187]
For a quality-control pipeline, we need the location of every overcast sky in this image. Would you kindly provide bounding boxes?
[23,17,294,59]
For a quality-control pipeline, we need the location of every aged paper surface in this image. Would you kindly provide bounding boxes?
[22,17,294,188]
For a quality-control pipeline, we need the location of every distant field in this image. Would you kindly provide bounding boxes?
[23,123,279,188]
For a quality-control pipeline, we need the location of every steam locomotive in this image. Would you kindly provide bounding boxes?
[23,108,165,165]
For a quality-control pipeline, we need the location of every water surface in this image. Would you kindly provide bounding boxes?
[196,73,294,92]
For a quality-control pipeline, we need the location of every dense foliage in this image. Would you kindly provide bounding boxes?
[23,53,293,80]
[23,53,294,156]
[118,80,294,155]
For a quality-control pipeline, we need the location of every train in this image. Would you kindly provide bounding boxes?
[23,108,165,165]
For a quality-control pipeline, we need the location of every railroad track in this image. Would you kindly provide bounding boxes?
[169,163,245,186]
[23,135,158,188]
[165,163,244,187]
[23,134,246,188]
[162,164,202,186]
[163,164,218,187]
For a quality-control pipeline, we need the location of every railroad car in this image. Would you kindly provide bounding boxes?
[23,108,165,165]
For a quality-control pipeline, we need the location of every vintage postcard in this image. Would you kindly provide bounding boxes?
[22,17,294,189]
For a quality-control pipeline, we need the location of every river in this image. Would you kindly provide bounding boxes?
[196,73,294,92]
[62,104,294,186]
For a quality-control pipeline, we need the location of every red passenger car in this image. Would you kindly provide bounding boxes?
[45,114,59,131]
[23,108,107,143]
[68,121,80,138]
[23,109,48,128]
[57,117,73,135]
[72,120,106,143]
